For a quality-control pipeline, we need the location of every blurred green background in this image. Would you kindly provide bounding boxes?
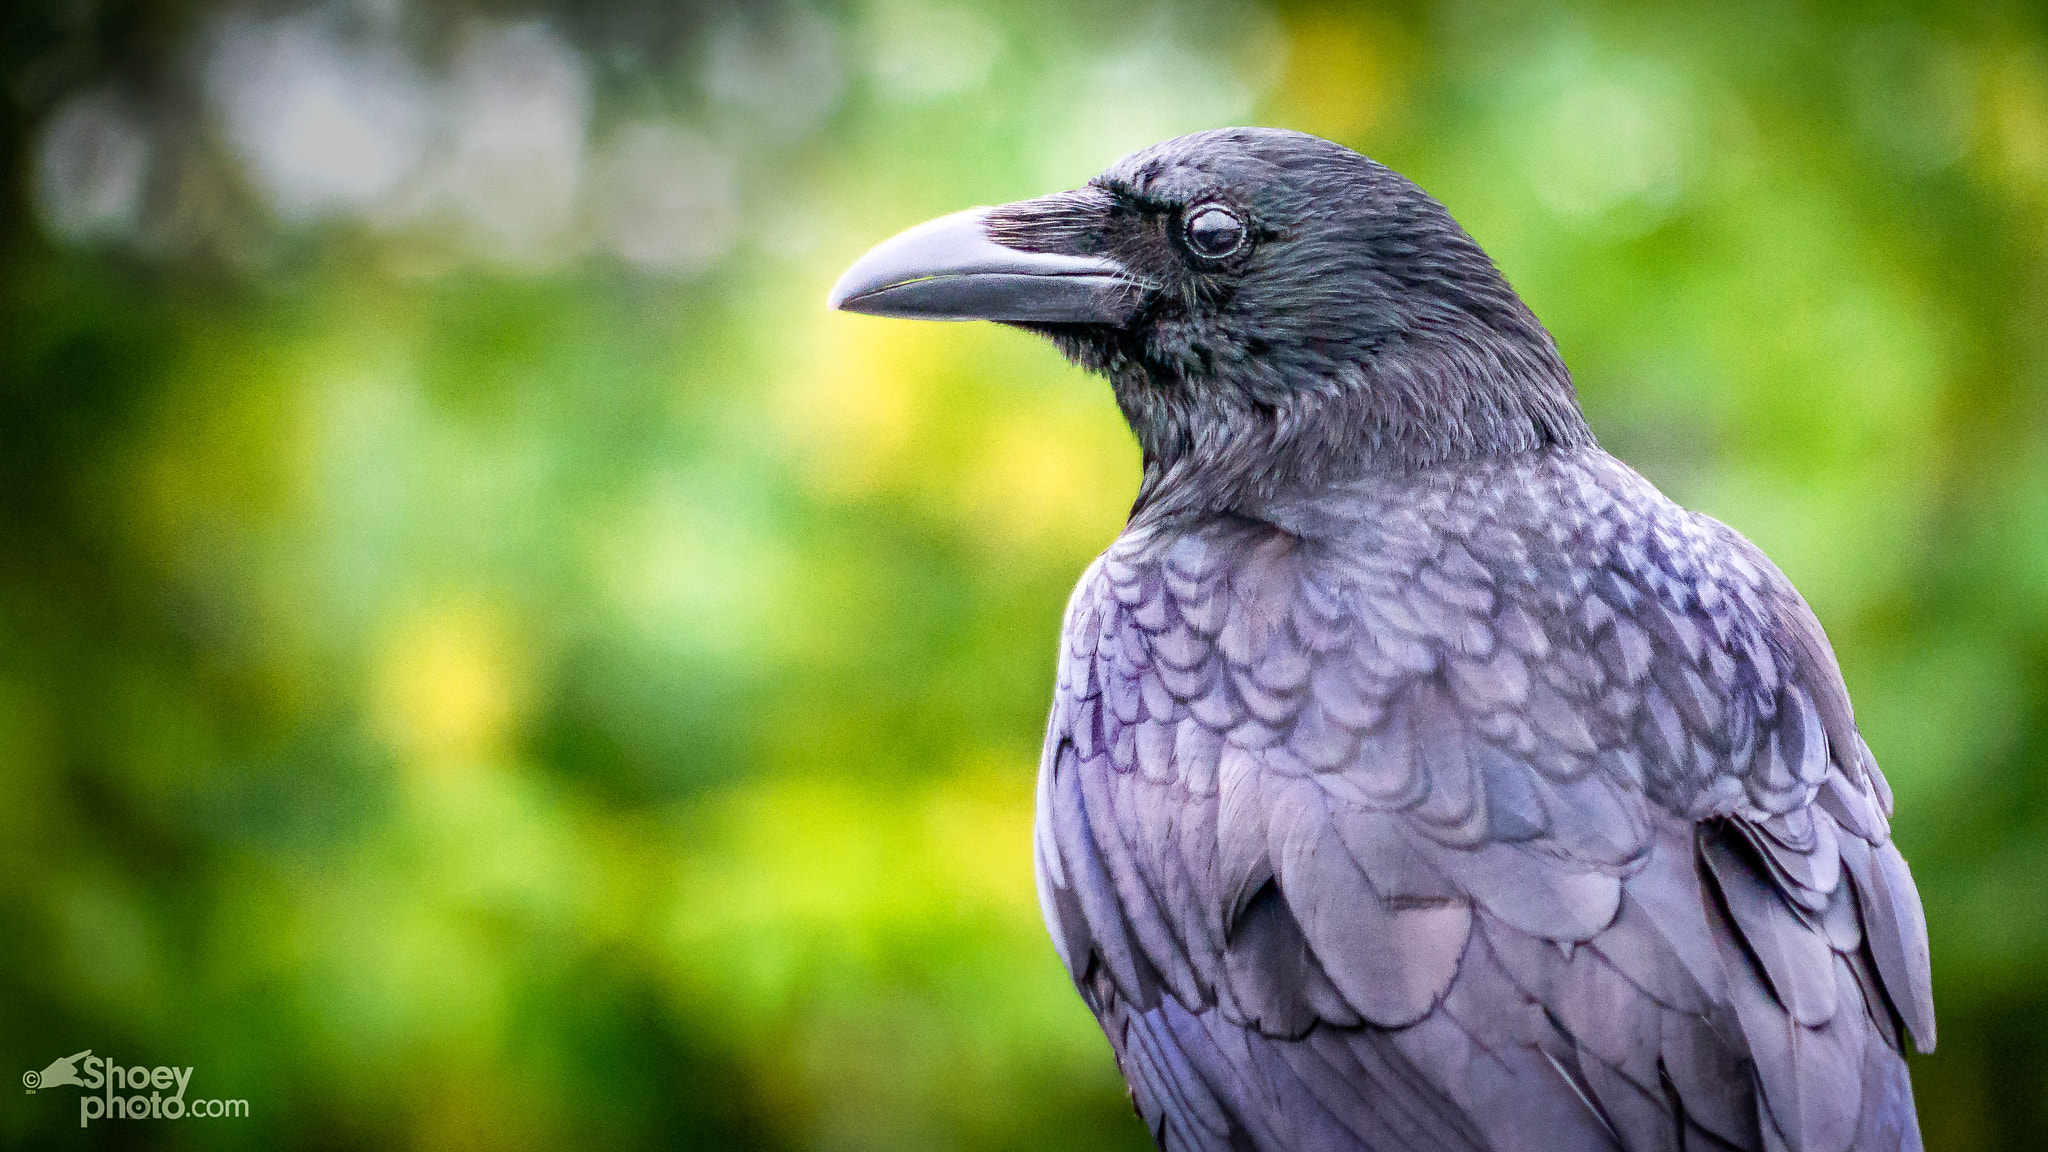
[2,0,2045,1148]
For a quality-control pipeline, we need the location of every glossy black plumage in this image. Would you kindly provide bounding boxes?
[832,128,1933,1152]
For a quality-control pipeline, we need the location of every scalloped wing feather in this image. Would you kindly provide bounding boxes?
[1033,450,1929,1151]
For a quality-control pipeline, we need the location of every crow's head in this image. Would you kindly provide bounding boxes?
[830,128,1592,503]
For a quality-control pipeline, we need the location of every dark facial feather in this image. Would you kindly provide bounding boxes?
[988,128,1593,513]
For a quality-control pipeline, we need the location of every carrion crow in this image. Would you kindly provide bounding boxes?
[830,128,1932,1152]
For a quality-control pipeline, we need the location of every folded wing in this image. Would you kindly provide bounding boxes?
[1036,454,1930,1152]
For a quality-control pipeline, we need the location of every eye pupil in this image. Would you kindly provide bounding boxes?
[1184,205,1245,258]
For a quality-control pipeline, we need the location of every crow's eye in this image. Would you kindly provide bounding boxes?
[1182,203,1246,259]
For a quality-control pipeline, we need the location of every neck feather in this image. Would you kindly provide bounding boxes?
[1099,327,1592,516]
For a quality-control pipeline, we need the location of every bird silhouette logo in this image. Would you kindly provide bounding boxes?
[22,1050,91,1092]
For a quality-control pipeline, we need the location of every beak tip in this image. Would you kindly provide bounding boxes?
[824,275,856,313]
[829,207,993,317]
[828,287,888,316]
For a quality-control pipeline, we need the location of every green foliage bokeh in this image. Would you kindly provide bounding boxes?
[3,1,2046,1148]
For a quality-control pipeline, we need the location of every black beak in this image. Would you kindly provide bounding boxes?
[828,205,1143,326]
